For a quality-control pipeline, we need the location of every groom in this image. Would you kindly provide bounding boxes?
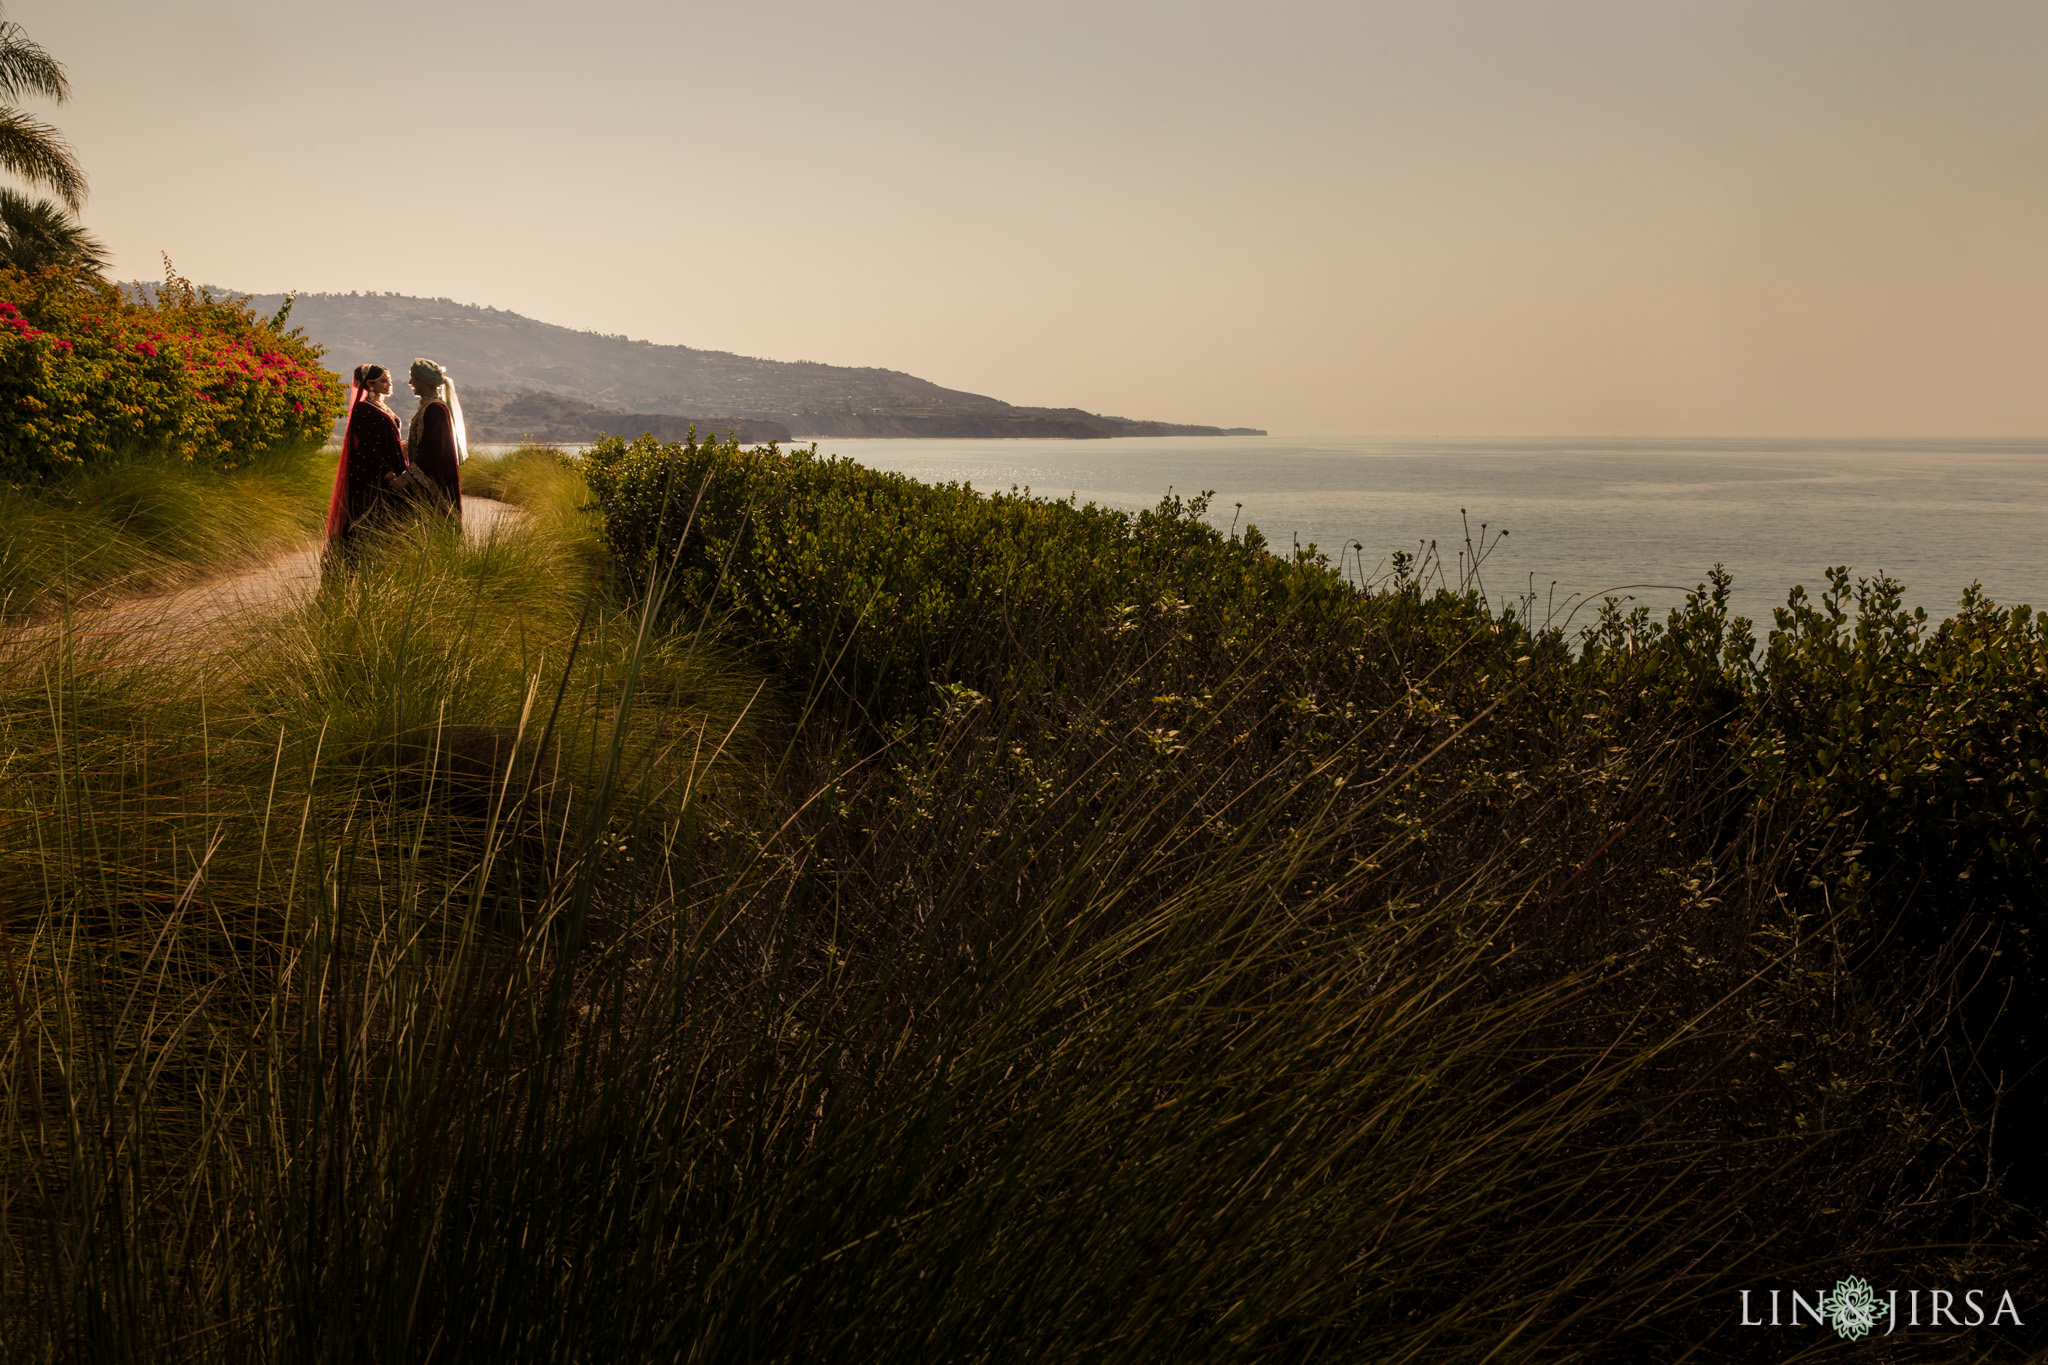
[404,357,464,514]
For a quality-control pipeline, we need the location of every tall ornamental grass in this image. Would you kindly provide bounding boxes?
[3,442,2026,1360]
[0,443,331,624]
[598,432,2048,1217]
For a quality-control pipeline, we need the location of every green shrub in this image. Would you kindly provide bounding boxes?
[581,431,1360,720]
[0,266,341,481]
[1576,565,2048,1196]
[1747,570,2048,910]
[1747,571,2048,1168]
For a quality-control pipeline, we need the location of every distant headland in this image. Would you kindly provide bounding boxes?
[213,289,1266,443]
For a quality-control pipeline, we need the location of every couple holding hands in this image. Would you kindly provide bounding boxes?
[324,356,468,564]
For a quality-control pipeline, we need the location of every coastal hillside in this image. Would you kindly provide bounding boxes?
[227,290,1264,440]
[456,386,793,446]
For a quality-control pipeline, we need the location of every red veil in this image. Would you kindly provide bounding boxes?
[324,381,366,543]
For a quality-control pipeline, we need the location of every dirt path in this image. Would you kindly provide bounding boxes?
[5,497,524,664]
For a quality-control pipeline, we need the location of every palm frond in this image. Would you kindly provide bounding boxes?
[0,106,83,209]
[0,21,67,103]
[0,186,108,278]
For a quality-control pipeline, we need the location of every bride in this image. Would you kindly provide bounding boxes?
[324,363,408,563]
[404,357,466,514]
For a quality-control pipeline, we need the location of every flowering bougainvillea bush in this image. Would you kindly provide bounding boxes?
[0,265,342,481]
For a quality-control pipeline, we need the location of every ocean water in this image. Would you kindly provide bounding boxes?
[814,435,2048,631]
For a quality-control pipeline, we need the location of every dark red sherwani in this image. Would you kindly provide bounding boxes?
[407,400,463,513]
[327,397,407,555]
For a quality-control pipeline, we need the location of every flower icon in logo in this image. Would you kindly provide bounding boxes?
[1823,1276,1881,1341]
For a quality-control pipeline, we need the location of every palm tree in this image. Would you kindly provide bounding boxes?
[0,9,101,279]
[0,10,83,211]
[0,187,106,277]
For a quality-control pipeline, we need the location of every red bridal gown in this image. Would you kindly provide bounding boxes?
[327,397,407,554]
[407,400,463,514]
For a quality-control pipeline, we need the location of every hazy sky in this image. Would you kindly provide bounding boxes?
[21,0,2048,435]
